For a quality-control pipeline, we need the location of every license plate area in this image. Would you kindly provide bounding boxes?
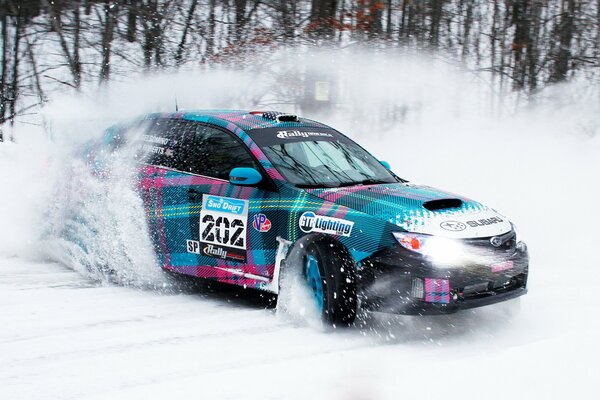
[491,260,514,273]
[462,281,490,295]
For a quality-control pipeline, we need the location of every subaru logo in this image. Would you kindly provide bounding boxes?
[490,236,504,247]
[440,221,466,231]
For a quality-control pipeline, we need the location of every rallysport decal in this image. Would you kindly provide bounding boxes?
[252,214,271,232]
[199,195,248,262]
[276,130,333,139]
[298,211,354,237]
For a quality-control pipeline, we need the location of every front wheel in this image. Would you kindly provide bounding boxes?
[281,235,358,326]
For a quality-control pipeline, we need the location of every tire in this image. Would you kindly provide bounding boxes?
[282,234,358,326]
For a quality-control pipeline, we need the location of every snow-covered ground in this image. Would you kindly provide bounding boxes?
[1,54,599,399]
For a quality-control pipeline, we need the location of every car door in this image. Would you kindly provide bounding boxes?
[139,118,195,270]
[176,121,281,284]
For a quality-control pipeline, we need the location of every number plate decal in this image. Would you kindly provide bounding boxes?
[491,260,514,273]
[199,195,249,262]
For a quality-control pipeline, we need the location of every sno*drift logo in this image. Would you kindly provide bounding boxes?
[298,212,354,237]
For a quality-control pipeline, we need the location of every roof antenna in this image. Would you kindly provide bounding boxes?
[175,96,179,112]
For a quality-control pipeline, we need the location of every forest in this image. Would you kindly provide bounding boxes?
[0,0,599,140]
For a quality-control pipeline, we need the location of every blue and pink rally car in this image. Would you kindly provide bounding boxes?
[87,110,529,325]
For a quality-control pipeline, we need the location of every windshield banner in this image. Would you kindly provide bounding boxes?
[247,127,346,147]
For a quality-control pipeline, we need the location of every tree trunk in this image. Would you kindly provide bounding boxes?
[42,0,80,88]
[549,0,575,83]
[127,0,138,42]
[142,0,157,68]
[310,0,337,39]
[234,0,247,43]
[0,7,8,126]
[84,0,92,15]
[9,7,22,129]
[399,0,408,39]
[385,0,392,39]
[526,0,542,91]
[368,0,383,39]
[206,0,215,56]
[511,0,530,90]
[280,0,296,41]
[596,0,600,61]
[462,0,473,61]
[73,0,81,87]
[491,0,499,77]
[175,0,198,65]
[100,0,118,83]
[429,0,443,47]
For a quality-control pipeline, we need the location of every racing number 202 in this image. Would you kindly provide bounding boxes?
[201,215,245,248]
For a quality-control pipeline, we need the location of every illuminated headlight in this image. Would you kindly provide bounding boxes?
[393,232,467,267]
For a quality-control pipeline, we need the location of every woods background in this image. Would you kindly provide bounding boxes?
[0,0,598,140]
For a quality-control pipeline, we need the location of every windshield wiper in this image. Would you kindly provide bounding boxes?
[337,179,389,187]
[295,183,341,189]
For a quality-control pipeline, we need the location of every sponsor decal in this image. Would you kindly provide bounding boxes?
[141,134,170,146]
[491,260,514,273]
[276,130,333,139]
[252,214,272,232]
[467,217,503,227]
[298,211,354,237]
[141,143,174,156]
[440,221,467,231]
[141,135,175,157]
[199,195,248,262]
[202,244,245,262]
[186,240,200,254]
[204,195,246,215]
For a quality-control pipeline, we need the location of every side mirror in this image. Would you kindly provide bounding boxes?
[379,160,391,170]
[229,167,263,186]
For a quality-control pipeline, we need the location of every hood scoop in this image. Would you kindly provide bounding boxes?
[423,198,463,211]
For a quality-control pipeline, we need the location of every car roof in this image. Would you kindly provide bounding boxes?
[143,110,332,132]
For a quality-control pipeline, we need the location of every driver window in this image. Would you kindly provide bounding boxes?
[179,123,258,180]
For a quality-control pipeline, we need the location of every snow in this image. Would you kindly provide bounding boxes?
[1,53,600,399]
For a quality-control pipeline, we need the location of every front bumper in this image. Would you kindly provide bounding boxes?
[357,236,529,315]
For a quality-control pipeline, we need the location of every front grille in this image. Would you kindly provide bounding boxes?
[463,231,517,257]
[457,273,526,301]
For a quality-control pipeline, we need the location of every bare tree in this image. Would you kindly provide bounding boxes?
[43,0,82,88]
[100,0,119,82]
[549,0,576,83]
[8,2,23,127]
[309,0,338,39]
[175,0,198,65]
[0,3,8,128]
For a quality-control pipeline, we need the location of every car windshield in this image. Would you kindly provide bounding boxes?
[260,139,398,188]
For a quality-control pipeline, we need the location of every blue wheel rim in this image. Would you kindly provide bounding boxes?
[305,255,324,312]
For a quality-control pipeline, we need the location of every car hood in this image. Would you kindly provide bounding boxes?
[305,183,512,239]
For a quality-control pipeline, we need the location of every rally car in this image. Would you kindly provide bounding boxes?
[87,110,528,325]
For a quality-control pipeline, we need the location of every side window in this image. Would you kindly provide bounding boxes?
[140,119,187,169]
[179,123,258,180]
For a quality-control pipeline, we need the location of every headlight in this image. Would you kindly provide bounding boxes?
[393,232,467,267]
[511,224,527,252]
